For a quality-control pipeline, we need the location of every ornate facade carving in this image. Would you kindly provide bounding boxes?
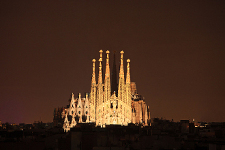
[62,50,150,132]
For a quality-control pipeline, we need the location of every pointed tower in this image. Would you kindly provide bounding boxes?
[96,50,104,125]
[90,59,96,122]
[118,51,125,103]
[111,51,118,95]
[118,51,124,102]
[69,93,76,116]
[118,51,125,124]
[77,93,83,123]
[126,59,132,123]
[104,50,111,103]
[104,50,111,125]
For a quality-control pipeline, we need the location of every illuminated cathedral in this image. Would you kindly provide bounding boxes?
[62,50,150,132]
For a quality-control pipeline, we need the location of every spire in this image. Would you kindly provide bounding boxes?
[96,50,104,123]
[90,57,97,122]
[69,93,75,115]
[92,59,96,84]
[98,50,103,84]
[71,93,74,101]
[111,51,118,95]
[126,59,130,84]
[104,50,111,102]
[105,50,110,79]
[118,50,125,103]
[77,93,82,107]
[119,50,124,78]
[125,58,132,122]
[90,58,96,122]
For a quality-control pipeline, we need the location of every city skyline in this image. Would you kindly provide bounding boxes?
[1,1,225,124]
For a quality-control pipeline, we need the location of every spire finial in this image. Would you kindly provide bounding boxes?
[120,50,124,59]
[120,50,124,65]
[106,50,110,64]
[99,50,102,66]
[127,59,130,72]
[126,59,131,84]
[71,93,74,100]
[119,50,124,76]
[79,93,81,98]
[99,50,103,61]
[92,59,96,71]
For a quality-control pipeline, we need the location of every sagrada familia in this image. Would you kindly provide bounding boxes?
[62,50,151,132]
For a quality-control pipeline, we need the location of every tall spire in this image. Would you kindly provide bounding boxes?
[126,59,130,84]
[96,50,104,125]
[98,50,103,84]
[92,59,96,84]
[105,50,110,79]
[119,51,124,78]
[90,59,96,122]
[126,59,132,122]
[104,50,111,102]
[118,50,125,103]
[111,51,118,95]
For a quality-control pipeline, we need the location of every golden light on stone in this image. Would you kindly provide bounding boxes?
[106,50,110,64]
[62,50,150,132]
[99,49,103,58]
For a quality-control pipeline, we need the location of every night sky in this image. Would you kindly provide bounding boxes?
[1,1,225,124]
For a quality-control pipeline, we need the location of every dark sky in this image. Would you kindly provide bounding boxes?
[1,0,225,124]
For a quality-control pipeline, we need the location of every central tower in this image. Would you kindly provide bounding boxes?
[92,50,132,126]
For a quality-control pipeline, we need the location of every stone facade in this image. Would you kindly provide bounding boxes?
[62,50,150,132]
